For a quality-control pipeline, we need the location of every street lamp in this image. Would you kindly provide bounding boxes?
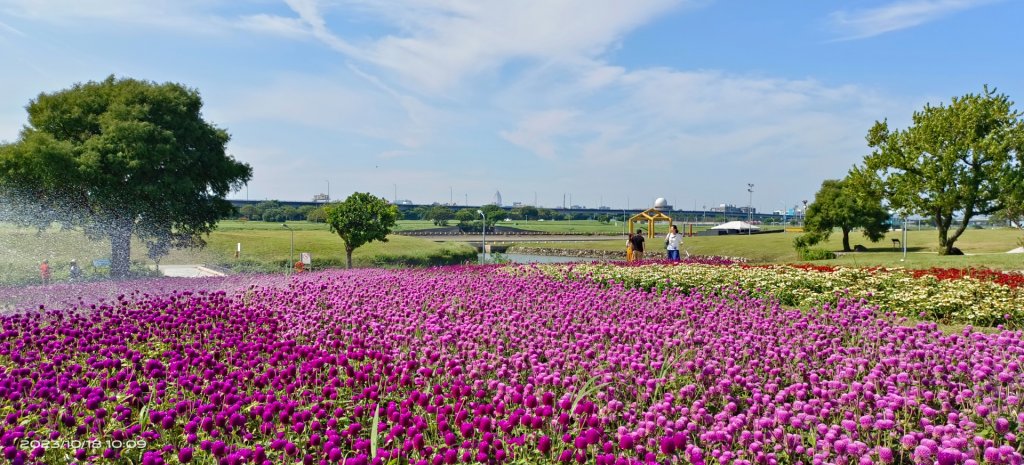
[477,209,486,263]
[282,223,294,275]
[902,216,908,261]
[802,200,808,226]
[747,183,754,236]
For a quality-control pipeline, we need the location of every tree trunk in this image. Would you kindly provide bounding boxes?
[941,211,973,255]
[346,246,354,269]
[109,217,133,279]
[841,227,852,252]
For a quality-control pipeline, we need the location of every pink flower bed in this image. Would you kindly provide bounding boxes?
[0,266,1021,464]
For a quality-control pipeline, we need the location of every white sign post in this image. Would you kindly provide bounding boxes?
[300,252,311,265]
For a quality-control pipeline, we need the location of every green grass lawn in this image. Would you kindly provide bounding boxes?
[4,219,1020,286]
[0,220,476,284]
[513,227,1024,269]
[206,223,475,269]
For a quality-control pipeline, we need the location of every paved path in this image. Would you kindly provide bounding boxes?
[157,265,226,278]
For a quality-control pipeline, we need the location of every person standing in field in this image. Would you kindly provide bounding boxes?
[629,230,646,261]
[626,232,635,262]
[39,259,51,285]
[69,259,82,281]
[666,224,683,261]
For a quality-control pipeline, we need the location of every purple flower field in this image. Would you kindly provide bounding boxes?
[1,266,1022,464]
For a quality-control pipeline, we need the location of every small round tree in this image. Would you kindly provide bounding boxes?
[324,192,399,268]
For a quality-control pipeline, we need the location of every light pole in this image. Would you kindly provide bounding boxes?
[747,183,754,236]
[282,223,294,275]
[902,216,908,261]
[477,209,486,263]
[802,200,808,226]
[702,205,706,224]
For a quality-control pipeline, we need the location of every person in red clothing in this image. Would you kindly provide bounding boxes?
[39,259,51,284]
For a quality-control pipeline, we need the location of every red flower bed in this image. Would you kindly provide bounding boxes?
[909,267,1024,288]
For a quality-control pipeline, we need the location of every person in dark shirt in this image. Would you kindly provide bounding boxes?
[629,230,646,261]
[69,259,82,281]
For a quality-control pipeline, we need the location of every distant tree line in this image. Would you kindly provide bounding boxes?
[410,205,616,226]
[230,201,326,222]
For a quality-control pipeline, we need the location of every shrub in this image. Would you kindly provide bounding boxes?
[793,232,824,249]
[798,248,836,261]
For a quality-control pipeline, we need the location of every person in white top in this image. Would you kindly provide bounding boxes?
[665,225,683,261]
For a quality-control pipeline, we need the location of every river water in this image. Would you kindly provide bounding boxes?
[478,253,611,264]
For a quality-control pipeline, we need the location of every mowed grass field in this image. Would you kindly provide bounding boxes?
[207,221,475,268]
[0,220,476,284]
[3,219,1021,285]
[513,227,1024,269]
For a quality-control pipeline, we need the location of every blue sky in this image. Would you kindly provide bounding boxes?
[1,0,1021,212]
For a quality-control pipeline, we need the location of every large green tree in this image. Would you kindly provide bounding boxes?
[324,192,399,268]
[802,175,889,252]
[0,76,252,278]
[864,86,1024,254]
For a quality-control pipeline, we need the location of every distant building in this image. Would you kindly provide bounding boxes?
[493,191,503,207]
[709,203,743,213]
[653,198,674,211]
[395,199,414,205]
[312,193,330,203]
[512,202,524,207]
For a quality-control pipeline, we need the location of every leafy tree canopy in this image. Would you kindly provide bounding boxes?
[425,205,454,226]
[863,86,1024,254]
[802,174,889,252]
[0,76,252,277]
[324,192,399,268]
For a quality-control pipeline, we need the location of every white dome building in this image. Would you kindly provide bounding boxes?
[653,198,672,210]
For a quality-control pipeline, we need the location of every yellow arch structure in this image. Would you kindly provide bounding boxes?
[628,208,673,238]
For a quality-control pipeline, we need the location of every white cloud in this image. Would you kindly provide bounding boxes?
[492,63,904,201]
[234,14,312,40]
[499,109,579,159]
[271,0,687,93]
[0,18,24,35]
[828,0,1001,40]
[0,0,235,32]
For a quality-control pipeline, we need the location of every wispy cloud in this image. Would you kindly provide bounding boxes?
[268,0,687,93]
[0,18,24,36]
[499,109,580,160]
[829,0,1001,40]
